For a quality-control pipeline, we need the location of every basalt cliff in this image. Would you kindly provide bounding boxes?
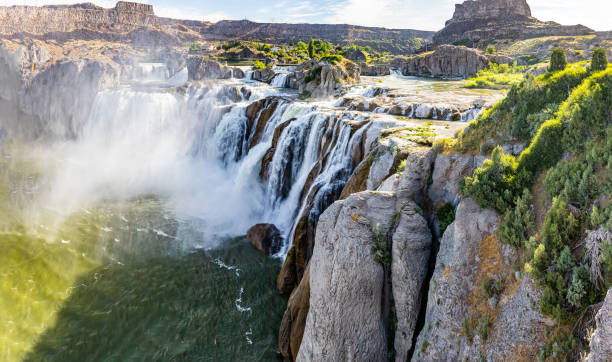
[433,0,594,45]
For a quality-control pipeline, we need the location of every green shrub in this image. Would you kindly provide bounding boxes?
[321,54,343,65]
[252,60,266,70]
[189,42,202,52]
[298,91,311,100]
[549,48,567,72]
[461,146,518,213]
[566,265,591,308]
[222,40,241,50]
[371,223,391,265]
[308,39,316,59]
[556,246,574,273]
[304,66,322,83]
[481,278,504,299]
[590,48,608,72]
[541,198,580,258]
[475,313,490,341]
[500,189,535,250]
[437,203,456,235]
[486,45,496,54]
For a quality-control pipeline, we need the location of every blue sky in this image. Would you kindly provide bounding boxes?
[1,0,610,31]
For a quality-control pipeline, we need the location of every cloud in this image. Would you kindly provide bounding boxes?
[529,0,612,31]
[325,0,455,30]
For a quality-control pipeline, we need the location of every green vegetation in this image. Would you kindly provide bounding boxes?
[372,223,391,265]
[475,313,490,341]
[500,189,535,250]
[590,47,608,72]
[465,62,526,89]
[486,44,496,54]
[298,91,311,100]
[461,63,612,330]
[481,278,504,299]
[189,42,203,52]
[252,60,266,70]
[437,203,456,235]
[549,48,567,72]
[304,66,323,83]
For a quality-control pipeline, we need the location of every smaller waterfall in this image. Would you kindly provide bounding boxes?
[133,63,169,82]
[270,74,288,88]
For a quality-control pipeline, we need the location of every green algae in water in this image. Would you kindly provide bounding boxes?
[0,150,286,361]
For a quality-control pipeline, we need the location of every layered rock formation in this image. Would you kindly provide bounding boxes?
[397,45,512,78]
[186,56,244,80]
[0,2,433,54]
[286,59,360,98]
[433,0,594,45]
[204,20,433,53]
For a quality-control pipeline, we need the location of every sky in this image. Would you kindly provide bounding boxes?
[1,0,610,31]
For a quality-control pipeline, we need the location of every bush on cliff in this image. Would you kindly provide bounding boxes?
[500,189,535,250]
[589,48,608,72]
[486,45,496,54]
[252,60,266,70]
[549,48,567,72]
[461,146,519,213]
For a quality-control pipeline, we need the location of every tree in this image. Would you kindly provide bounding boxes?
[486,44,496,54]
[590,48,608,72]
[549,48,567,72]
[500,189,535,250]
[308,39,316,59]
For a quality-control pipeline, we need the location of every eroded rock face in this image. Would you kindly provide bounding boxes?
[398,45,512,78]
[252,67,276,83]
[187,57,243,80]
[287,59,360,98]
[586,289,612,362]
[359,62,391,76]
[411,198,552,360]
[279,263,311,361]
[428,153,478,207]
[433,0,593,45]
[297,190,432,361]
[246,223,283,256]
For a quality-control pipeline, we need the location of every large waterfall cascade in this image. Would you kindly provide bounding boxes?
[0,63,495,361]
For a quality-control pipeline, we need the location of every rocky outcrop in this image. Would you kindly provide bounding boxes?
[359,62,391,76]
[279,263,311,361]
[297,190,432,361]
[412,198,552,360]
[433,0,594,45]
[0,40,121,138]
[252,67,276,83]
[186,57,243,80]
[398,45,512,78]
[295,140,435,361]
[586,289,612,362]
[246,223,283,256]
[287,59,360,98]
[428,153,484,206]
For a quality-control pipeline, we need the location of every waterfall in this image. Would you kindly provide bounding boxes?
[270,73,288,88]
[133,63,170,82]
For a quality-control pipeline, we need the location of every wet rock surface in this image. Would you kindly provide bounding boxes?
[246,223,283,256]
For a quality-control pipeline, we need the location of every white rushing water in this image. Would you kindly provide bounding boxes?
[23,68,363,252]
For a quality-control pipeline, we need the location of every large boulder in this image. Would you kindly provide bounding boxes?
[360,62,391,76]
[246,223,283,256]
[287,59,360,98]
[398,45,512,78]
[187,56,243,80]
[428,153,480,207]
[252,67,276,83]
